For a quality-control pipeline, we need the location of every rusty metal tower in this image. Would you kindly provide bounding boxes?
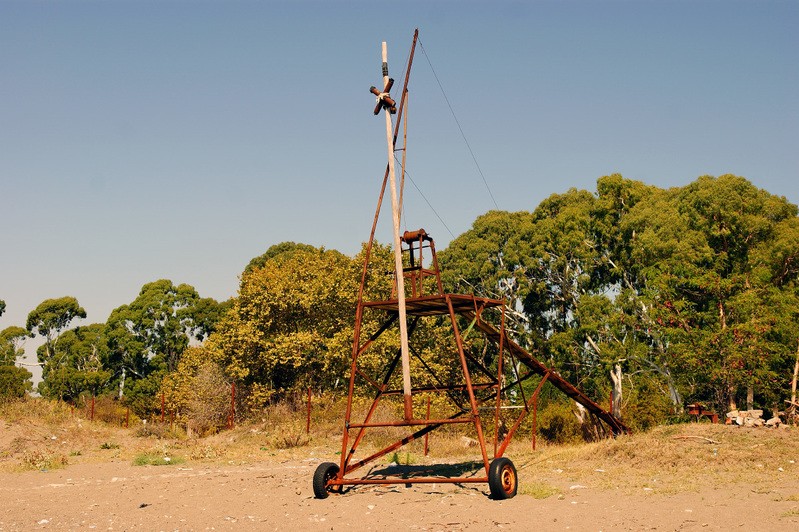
[313,29,628,500]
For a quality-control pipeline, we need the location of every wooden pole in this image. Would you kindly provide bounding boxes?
[381,40,413,421]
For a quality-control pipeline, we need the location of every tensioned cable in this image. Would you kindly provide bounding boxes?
[388,46,455,240]
[394,154,456,240]
[418,37,500,210]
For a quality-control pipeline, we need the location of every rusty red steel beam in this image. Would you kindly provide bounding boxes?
[463,311,630,435]
[348,417,473,429]
[445,294,492,477]
[331,476,489,487]
[493,306,506,456]
[496,371,550,458]
[379,382,496,396]
[345,416,449,474]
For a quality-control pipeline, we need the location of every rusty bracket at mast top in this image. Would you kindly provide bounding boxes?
[370,78,397,115]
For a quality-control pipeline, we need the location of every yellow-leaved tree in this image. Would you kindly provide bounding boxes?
[208,242,398,406]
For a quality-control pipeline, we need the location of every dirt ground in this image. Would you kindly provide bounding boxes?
[2,455,798,531]
[2,408,798,531]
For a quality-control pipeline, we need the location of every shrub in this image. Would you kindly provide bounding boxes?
[621,376,675,432]
[184,365,231,436]
[0,365,32,399]
[159,347,232,436]
[78,394,135,425]
[21,449,68,471]
[269,423,310,449]
[537,401,583,444]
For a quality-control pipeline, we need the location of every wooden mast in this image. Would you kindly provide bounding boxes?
[378,41,413,420]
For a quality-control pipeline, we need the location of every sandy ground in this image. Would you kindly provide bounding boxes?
[2,456,798,531]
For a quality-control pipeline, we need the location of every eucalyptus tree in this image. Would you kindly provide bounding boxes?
[440,173,799,419]
[663,175,799,410]
[441,189,614,391]
[0,326,28,366]
[37,323,111,401]
[105,279,226,404]
[0,326,32,398]
[26,296,87,372]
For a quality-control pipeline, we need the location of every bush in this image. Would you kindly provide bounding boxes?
[0,365,32,399]
[537,401,583,444]
[77,394,136,425]
[21,449,68,471]
[621,376,675,432]
[185,365,231,436]
[159,347,232,436]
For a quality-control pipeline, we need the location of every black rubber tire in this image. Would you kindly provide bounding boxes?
[312,462,340,499]
[488,457,518,499]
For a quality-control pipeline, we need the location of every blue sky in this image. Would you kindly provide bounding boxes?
[2,1,797,375]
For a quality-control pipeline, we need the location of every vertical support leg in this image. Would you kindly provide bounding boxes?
[493,307,506,458]
[446,295,490,473]
[340,303,365,475]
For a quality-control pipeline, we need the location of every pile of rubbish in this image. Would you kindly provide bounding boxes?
[725,409,784,427]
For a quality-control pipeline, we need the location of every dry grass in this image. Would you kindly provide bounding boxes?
[510,423,799,496]
[2,396,797,500]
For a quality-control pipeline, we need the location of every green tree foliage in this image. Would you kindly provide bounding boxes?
[105,280,226,411]
[211,244,362,402]
[26,296,87,393]
[0,326,32,398]
[440,174,799,417]
[0,299,5,317]
[0,326,29,366]
[243,241,319,275]
[37,324,112,401]
[0,366,32,399]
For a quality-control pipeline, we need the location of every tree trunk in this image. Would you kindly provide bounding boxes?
[746,385,754,411]
[728,383,737,412]
[610,364,622,419]
[118,366,126,399]
[664,369,683,412]
[573,402,602,441]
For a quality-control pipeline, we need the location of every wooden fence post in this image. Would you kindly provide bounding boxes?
[306,387,312,434]
[424,396,431,456]
[228,382,236,429]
